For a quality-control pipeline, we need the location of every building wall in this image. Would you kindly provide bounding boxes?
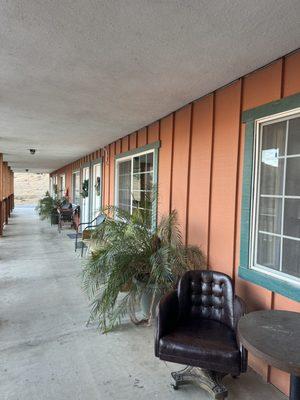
[51,49,300,395]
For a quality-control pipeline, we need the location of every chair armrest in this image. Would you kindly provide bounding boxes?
[83,225,97,231]
[76,219,96,232]
[155,290,178,357]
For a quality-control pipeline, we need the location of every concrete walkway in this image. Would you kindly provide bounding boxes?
[0,206,287,400]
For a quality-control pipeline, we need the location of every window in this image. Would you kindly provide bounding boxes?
[59,174,65,199]
[239,93,300,301]
[49,176,53,196]
[115,146,158,228]
[51,175,57,197]
[251,113,300,282]
[72,171,80,205]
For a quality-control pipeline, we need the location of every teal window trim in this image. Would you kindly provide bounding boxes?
[114,141,160,229]
[239,93,300,302]
[242,92,300,123]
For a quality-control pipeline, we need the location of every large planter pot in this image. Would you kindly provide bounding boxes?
[134,278,164,319]
[50,212,59,225]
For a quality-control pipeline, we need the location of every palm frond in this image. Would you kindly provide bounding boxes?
[81,205,206,332]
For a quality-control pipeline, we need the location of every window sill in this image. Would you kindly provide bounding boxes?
[239,266,300,302]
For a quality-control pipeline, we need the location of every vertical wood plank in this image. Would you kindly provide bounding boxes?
[243,60,283,110]
[148,121,159,143]
[187,95,214,254]
[171,105,192,238]
[283,50,300,97]
[209,81,241,273]
[115,140,122,155]
[137,127,147,147]
[122,136,129,152]
[158,114,174,218]
[109,143,115,206]
[129,132,137,150]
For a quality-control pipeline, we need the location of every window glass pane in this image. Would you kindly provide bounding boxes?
[256,233,280,271]
[258,197,282,234]
[260,159,284,195]
[133,172,148,191]
[119,173,131,190]
[139,155,147,173]
[141,173,147,189]
[259,122,286,195]
[287,117,300,155]
[119,190,130,205]
[146,153,153,171]
[132,207,151,227]
[132,191,145,208]
[143,191,153,210]
[285,157,300,196]
[119,203,130,213]
[133,157,140,173]
[132,174,141,191]
[262,121,286,156]
[118,160,131,211]
[119,160,131,175]
[132,191,153,209]
[282,238,300,278]
[283,198,300,238]
[145,173,153,191]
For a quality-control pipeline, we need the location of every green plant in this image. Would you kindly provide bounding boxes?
[81,179,89,198]
[36,191,64,221]
[53,184,58,196]
[82,207,206,332]
[36,191,56,220]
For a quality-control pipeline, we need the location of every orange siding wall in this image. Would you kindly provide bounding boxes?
[51,49,300,396]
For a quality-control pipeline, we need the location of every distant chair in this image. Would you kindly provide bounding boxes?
[57,202,77,232]
[75,213,106,256]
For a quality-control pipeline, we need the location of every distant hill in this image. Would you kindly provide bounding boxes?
[14,173,49,205]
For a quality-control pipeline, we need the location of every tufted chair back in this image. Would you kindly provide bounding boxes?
[177,270,235,329]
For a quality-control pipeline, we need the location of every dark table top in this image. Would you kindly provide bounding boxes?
[238,310,300,375]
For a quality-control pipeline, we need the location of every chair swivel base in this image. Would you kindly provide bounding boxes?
[171,366,228,399]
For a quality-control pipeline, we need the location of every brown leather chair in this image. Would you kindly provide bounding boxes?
[155,270,247,399]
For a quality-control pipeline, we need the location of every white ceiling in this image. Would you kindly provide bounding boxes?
[1,0,300,172]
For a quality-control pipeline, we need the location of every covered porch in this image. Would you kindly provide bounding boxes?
[0,205,286,400]
[1,1,300,399]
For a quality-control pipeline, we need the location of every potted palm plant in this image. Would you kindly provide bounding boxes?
[82,207,206,332]
[36,187,62,225]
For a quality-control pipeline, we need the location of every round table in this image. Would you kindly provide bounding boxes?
[238,310,300,400]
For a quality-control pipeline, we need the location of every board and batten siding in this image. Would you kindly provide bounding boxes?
[51,49,300,396]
